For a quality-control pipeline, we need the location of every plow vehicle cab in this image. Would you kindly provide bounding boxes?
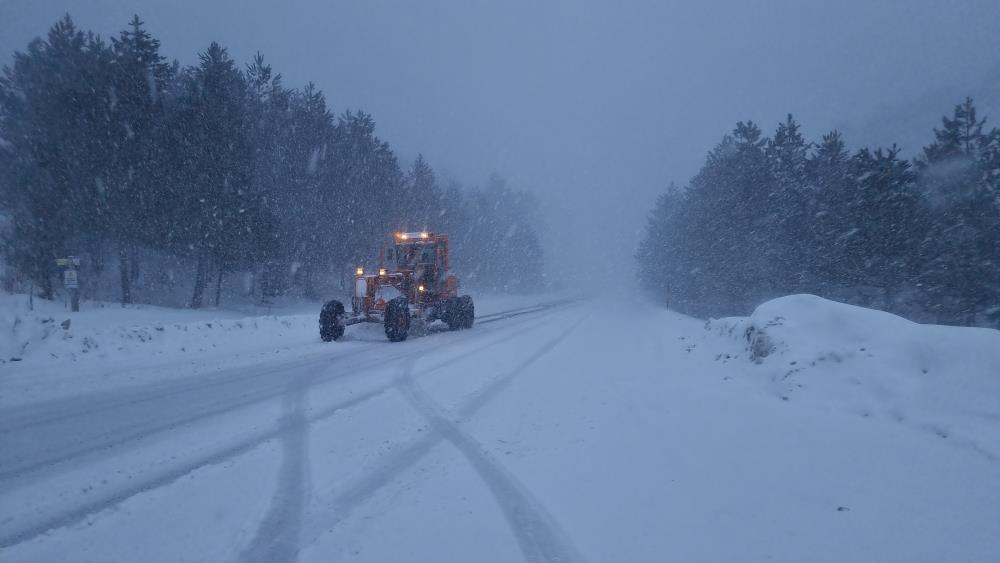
[319,231,474,342]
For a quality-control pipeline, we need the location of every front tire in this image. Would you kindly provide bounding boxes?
[320,300,346,342]
[384,297,411,342]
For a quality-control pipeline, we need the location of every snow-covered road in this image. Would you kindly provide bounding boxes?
[2,298,998,562]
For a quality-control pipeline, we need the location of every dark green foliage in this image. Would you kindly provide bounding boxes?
[460,174,545,293]
[638,102,1000,327]
[914,98,1000,324]
[0,16,109,298]
[0,15,545,306]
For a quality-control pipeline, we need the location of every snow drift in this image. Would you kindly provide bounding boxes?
[0,293,317,366]
[0,292,551,407]
[709,294,1000,459]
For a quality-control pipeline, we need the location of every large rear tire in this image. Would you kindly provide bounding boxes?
[458,295,475,329]
[320,300,346,342]
[443,297,461,330]
[384,297,411,342]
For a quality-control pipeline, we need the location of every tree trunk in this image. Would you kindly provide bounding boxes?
[130,245,140,283]
[304,264,316,301]
[119,244,132,305]
[190,255,208,309]
[214,263,224,307]
[40,271,53,300]
[91,243,105,274]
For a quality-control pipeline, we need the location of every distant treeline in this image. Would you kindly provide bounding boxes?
[0,15,544,307]
[638,99,1000,327]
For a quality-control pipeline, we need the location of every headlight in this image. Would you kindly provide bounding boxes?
[378,268,386,276]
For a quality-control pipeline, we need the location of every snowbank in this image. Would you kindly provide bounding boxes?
[0,291,555,406]
[0,292,547,365]
[0,293,327,407]
[0,293,314,365]
[709,294,1000,458]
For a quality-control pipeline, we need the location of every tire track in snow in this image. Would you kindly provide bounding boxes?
[236,313,559,563]
[0,301,575,486]
[240,375,312,563]
[0,308,567,549]
[0,342,383,433]
[1,348,385,483]
[242,311,572,561]
[0,298,579,434]
[396,360,586,563]
[299,313,588,562]
[0,384,383,550]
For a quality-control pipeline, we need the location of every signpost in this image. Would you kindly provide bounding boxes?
[56,256,81,312]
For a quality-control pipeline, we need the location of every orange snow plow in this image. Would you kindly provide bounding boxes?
[319,232,474,342]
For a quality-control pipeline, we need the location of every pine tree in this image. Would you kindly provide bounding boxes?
[460,174,544,292]
[288,83,335,299]
[436,180,472,273]
[1,14,545,307]
[105,15,174,303]
[244,52,288,299]
[765,114,812,292]
[324,110,403,294]
[807,131,854,295]
[921,97,986,163]
[637,183,686,307]
[0,15,113,298]
[174,42,253,308]
[848,146,922,308]
[686,121,777,314]
[916,98,998,324]
[634,105,996,327]
[400,154,443,230]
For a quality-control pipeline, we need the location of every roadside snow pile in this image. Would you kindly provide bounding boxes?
[0,291,552,369]
[709,294,1000,459]
[0,293,316,366]
[0,291,557,407]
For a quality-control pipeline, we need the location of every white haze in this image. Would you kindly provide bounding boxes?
[2,0,999,287]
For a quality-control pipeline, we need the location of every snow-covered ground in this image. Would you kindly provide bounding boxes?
[1,293,998,562]
[0,292,547,407]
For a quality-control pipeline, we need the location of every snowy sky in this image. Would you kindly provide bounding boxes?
[2,0,999,286]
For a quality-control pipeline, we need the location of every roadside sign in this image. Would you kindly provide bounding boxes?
[55,256,82,311]
[55,257,81,267]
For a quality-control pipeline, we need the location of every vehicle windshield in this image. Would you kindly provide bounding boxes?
[396,243,436,267]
